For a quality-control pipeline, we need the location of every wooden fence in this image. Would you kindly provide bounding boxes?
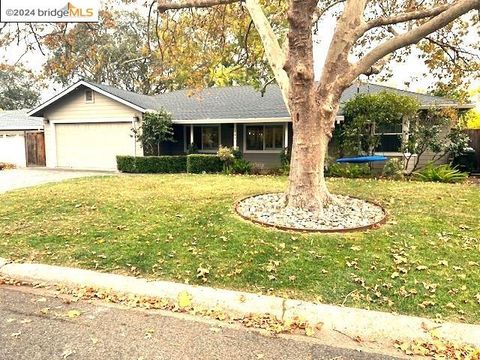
[466,129,480,171]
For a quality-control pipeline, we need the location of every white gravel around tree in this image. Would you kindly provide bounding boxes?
[236,193,386,231]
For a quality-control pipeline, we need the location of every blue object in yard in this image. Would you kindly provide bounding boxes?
[336,155,388,164]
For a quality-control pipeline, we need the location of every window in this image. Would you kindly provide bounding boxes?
[201,126,219,151]
[85,90,94,103]
[375,122,403,152]
[245,125,284,151]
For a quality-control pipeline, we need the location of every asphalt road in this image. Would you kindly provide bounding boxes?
[0,285,402,360]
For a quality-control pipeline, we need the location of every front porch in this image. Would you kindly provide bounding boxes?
[160,121,293,168]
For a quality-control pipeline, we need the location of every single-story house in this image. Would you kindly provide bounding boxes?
[0,110,45,167]
[27,80,474,171]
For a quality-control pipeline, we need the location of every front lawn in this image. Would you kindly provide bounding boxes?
[0,174,479,323]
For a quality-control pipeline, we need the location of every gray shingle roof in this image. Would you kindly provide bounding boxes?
[0,110,43,131]
[86,81,159,110]
[152,86,289,120]
[148,82,463,120]
[32,80,467,121]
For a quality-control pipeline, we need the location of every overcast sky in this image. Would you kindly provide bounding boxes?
[1,1,478,101]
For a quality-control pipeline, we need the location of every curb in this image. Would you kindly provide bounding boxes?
[1,257,479,347]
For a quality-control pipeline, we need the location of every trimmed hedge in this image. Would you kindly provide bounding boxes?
[186,154,223,173]
[117,155,187,173]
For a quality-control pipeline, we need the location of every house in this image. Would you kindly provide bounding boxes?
[27,80,473,171]
[0,110,45,168]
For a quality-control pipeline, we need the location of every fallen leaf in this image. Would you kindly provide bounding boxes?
[66,310,81,318]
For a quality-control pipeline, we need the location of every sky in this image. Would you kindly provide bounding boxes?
[0,1,478,102]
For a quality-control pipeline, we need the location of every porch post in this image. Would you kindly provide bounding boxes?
[190,124,194,147]
[233,123,238,149]
[284,122,289,149]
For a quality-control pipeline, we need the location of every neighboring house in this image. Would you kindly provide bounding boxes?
[28,80,473,171]
[0,110,45,168]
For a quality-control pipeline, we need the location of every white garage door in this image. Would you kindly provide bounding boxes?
[0,133,26,167]
[55,122,134,170]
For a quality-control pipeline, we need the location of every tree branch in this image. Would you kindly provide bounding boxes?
[364,3,450,31]
[312,0,345,24]
[158,0,239,11]
[351,0,480,80]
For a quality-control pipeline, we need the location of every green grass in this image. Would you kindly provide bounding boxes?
[0,174,479,323]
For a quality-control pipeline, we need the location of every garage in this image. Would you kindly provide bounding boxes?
[55,122,135,170]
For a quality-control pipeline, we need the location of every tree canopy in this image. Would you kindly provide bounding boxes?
[0,64,42,110]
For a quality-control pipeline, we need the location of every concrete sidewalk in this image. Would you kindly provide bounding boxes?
[1,257,479,351]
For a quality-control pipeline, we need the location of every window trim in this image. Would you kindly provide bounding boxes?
[184,125,221,153]
[373,118,407,155]
[243,123,286,153]
[85,90,95,104]
[200,125,221,153]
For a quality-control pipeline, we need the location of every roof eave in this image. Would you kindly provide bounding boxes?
[28,80,148,117]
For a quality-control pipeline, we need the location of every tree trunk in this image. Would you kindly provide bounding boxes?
[283,0,338,211]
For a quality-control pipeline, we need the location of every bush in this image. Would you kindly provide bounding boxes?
[232,158,252,174]
[117,155,187,173]
[187,154,223,173]
[326,162,371,178]
[217,146,235,174]
[414,163,468,183]
[382,158,404,180]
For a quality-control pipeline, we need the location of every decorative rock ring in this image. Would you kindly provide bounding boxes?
[234,193,388,233]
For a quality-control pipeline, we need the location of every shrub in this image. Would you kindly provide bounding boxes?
[0,162,15,170]
[326,162,371,178]
[187,154,223,173]
[232,158,252,174]
[382,158,404,180]
[116,155,187,173]
[280,147,291,175]
[217,146,235,174]
[414,163,468,183]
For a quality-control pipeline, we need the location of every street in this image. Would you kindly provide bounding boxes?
[0,285,402,360]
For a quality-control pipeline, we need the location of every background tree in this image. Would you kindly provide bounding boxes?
[133,109,174,155]
[4,0,286,94]
[157,0,480,211]
[0,64,42,110]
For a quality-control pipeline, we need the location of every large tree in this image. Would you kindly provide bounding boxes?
[157,0,480,211]
[2,1,285,94]
[0,64,42,110]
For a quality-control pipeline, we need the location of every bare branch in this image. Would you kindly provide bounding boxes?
[312,0,345,24]
[157,0,239,11]
[364,3,450,31]
[351,0,480,80]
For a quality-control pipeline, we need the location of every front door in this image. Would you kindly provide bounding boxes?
[25,132,46,167]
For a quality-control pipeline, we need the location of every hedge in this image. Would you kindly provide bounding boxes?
[186,154,223,173]
[117,155,187,173]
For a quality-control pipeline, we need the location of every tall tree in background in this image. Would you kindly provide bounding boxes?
[0,64,41,110]
[28,2,286,94]
[157,0,480,211]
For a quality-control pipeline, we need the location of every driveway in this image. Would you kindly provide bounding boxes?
[0,168,113,194]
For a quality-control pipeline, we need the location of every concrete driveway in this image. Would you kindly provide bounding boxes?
[0,168,113,194]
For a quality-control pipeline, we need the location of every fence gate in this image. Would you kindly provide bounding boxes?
[25,132,46,167]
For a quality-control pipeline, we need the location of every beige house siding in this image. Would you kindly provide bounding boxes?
[43,87,143,169]
[0,131,27,167]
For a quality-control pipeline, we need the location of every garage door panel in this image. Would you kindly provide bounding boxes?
[55,123,133,170]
